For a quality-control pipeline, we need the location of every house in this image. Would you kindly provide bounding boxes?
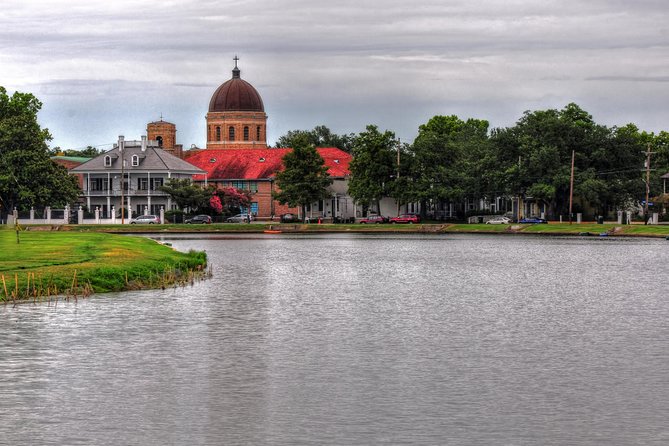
[70,135,205,218]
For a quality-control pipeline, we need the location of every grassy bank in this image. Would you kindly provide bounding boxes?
[0,228,207,302]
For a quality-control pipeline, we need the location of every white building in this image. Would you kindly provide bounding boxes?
[71,135,205,218]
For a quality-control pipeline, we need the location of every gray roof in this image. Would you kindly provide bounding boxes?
[71,144,205,175]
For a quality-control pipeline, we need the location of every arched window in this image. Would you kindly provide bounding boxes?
[215,126,221,141]
[229,126,235,141]
[156,136,163,147]
[104,155,112,167]
[243,126,249,141]
[256,126,261,141]
[131,155,139,166]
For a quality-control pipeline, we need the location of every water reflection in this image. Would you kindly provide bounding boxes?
[1,234,668,445]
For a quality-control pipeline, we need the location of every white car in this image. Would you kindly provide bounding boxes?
[485,216,511,224]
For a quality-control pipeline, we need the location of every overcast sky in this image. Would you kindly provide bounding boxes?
[3,0,669,150]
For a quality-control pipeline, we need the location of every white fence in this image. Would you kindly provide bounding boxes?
[6,206,165,225]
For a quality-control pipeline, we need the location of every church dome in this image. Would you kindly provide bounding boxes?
[208,63,264,113]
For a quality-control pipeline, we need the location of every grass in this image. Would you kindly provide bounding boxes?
[0,227,207,302]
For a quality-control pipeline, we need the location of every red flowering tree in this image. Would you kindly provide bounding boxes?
[215,187,252,214]
[209,195,223,214]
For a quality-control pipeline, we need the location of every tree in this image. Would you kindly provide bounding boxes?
[275,125,354,152]
[347,125,397,214]
[159,178,213,212]
[50,146,103,158]
[215,186,252,215]
[273,134,332,220]
[408,115,491,216]
[0,87,80,217]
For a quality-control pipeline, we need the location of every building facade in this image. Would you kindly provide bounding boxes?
[71,135,204,218]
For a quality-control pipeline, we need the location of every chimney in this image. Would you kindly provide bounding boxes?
[118,135,125,153]
[141,135,147,152]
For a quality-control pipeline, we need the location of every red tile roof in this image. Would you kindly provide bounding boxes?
[186,148,351,181]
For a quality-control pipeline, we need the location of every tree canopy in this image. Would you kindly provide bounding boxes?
[273,134,332,219]
[347,125,397,213]
[0,87,80,216]
[275,125,354,152]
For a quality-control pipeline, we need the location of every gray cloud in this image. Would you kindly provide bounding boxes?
[3,0,669,149]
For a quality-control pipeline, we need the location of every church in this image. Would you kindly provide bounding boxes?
[182,58,355,221]
[71,58,356,221]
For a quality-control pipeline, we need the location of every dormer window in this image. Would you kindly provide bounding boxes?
[334,159,340,164]
[259,157,265,162]
[209,158,217,163]
[104,155,112,167]
[131,155,139,166]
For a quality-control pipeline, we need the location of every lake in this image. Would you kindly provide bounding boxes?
[1,233,668,445]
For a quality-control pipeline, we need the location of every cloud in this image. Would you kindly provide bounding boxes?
[2,0,669,149]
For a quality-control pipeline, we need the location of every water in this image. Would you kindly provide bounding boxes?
[1,233,668,445]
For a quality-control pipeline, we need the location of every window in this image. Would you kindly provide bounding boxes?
[156,136,163,147]
[104,155,112,167]
[131,155,139,166]
[248,181,258,193]
[243,126,249,141]
[216,126,221,141]
[138,178,149,191]
[229,126,235,141]
[241,202,258,215]
[90,178,108,191]
[256,126,261,141]
[151,178,164,190]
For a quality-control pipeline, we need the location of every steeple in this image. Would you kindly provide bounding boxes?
[232,55,240,79]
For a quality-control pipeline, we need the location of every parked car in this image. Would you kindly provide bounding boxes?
[226,213,251,223]
[280,213,296,223]
[359,215,388,224]
[389,213,421,224]
[519,217,548,224]
[130,214,161,224]
[185,214,212,224]
[485,216,512,224]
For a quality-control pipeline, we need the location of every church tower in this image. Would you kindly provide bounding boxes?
[206,57,268,149]
[147,119,183,157]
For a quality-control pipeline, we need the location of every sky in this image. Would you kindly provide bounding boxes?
[3,0,669,151]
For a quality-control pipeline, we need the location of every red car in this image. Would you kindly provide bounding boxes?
[389,213,421,224]
[359,215,388,224]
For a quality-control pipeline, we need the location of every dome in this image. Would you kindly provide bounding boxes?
[208,64,264,113]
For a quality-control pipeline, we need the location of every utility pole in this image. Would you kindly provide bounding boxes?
[396,138,401,216]
[119,136,125,225]
[569,150,575,224]
[643,143,656,220]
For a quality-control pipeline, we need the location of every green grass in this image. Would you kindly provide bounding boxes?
[0,227,206,301]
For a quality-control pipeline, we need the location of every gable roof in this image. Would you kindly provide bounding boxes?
[186,147,351,181]
[71,144,205,174]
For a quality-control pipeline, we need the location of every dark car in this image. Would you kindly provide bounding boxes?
[359,215,387,224]
[130,214,161,224]
[519,217,548,224]
[185,214,212,224]
[389,213,421,224]
[280,213,297,223]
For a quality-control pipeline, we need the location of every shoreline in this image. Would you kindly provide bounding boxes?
[51,222,669,239]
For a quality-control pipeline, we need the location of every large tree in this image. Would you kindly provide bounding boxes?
[491,103,643,218]
[408,115,491,216]
[273,135,332,220]
[0,87,80,217]
[347,125,397,214]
